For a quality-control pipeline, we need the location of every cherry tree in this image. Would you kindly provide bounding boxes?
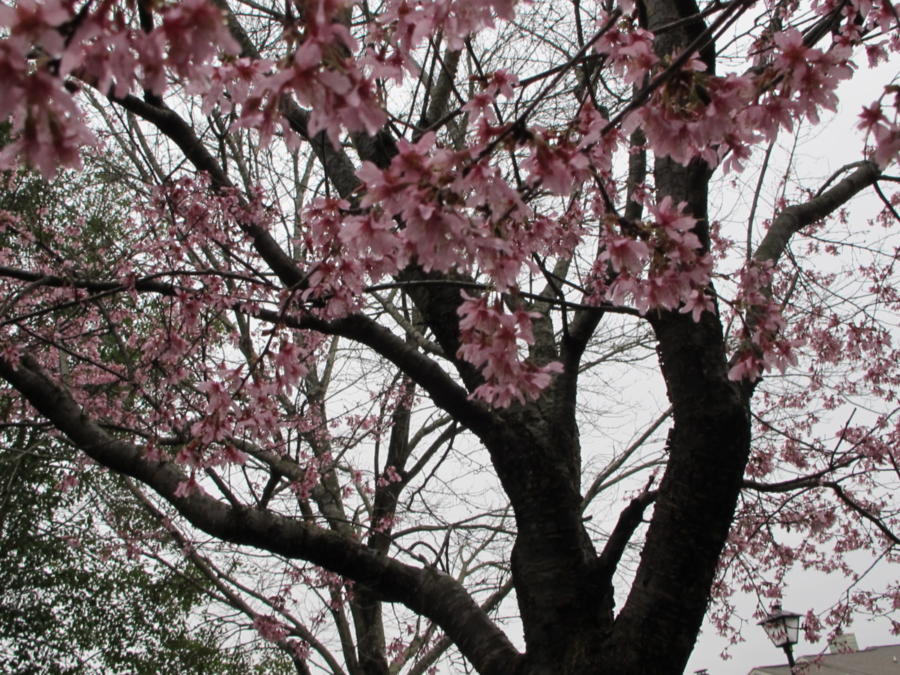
[0,0,898,672]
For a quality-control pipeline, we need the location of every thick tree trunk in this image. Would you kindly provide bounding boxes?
[484,414,607,671]
[602,312,751,673]
[498,0,756,665]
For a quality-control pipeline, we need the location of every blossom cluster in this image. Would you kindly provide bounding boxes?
[456,293,562,407]
[595,13,882,173]
[0,0,525,174]
[0,0,238,175]
[858,93,900,169]
[595,196,715,318]
[727,261,803,382]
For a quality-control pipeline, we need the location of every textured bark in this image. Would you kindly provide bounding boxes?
[604,311,751,673]
[593,1,753,671]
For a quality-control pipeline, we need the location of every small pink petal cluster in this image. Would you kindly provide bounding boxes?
[376,465,403,487]
[456,292,563,407]
[858,95,900,169]
[357,133,474,274]
[302,197,385,318]
[302,161,536,317]
[291,464,321,501]
[461,70,519,124]
[190,365,245,445]
[594,14,659,85]
[158,0,240,79]
[601,18,858,172]
[769,29,854,125]
[232,0,385,147]
[727,261,803,382]
[273,340,310,393]
[424,0,519,50]
[253,614,289,643]
[372,515,396,533]
[0,32,95,176]
[596,197,714,318]
[284,567,354,610]
[365,0,520,81]
[173,474,204,498]
[576,105,623,176]
[522,131,591,195]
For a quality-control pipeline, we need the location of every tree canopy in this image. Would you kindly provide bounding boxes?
[0,0,897,672]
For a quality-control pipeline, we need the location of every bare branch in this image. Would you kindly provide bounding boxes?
[754,161,882,264]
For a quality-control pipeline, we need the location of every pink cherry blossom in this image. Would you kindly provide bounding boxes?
[161,0,239,78]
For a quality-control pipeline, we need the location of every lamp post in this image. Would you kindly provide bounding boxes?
[759,602,802,671]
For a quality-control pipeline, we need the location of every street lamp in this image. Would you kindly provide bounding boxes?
[759,602,802,670]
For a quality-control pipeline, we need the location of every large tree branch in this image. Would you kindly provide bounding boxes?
[754,161,881,264]
[0,354,522,675]
[605,310,750,674]
[126,481,345,675]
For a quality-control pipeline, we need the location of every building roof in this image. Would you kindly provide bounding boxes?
[748,644,900,675]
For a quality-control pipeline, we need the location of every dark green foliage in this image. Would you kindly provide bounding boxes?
[0,433,256,674]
